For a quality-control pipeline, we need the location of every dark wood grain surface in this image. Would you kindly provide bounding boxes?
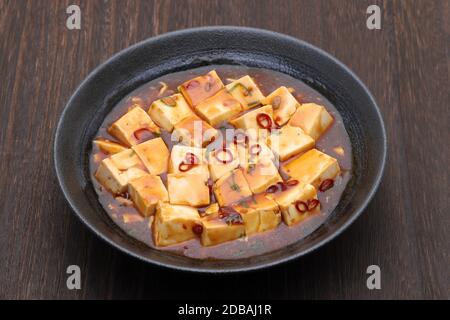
[0,0,448,299]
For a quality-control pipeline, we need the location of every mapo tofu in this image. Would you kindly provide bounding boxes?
[90,66,352,259]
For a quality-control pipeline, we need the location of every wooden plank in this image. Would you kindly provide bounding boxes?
[391,0,450,299]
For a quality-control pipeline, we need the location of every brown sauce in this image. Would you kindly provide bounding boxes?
[89,65,352,260]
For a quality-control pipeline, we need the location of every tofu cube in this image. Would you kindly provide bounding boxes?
[225,75,265,110]
[94,139,127,155]
[213,168,253,206]
[207,143,240,181]
[237,139,276,170]
[152,202,202,246]
[132,137,169,175]
[269,182,319,226]
[259,202,282,232]
[178,70,224,107]
[262,86,300,126]
[172,114,218,147]
[282,148,340,188]
[229,104,274,132]
[242,160,282,194]
[95,149,147,194]
[148,93,194,132]
[268,125,315,161]
[194,89,243,127]
[167,173,210,207]
[128,174,169,216]
[168,145,209,176]
[108,107,160,146]
[200,211,246,246]
[288,103,334,140]
[232,194,281,235]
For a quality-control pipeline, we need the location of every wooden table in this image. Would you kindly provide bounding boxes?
[0,0,448,299]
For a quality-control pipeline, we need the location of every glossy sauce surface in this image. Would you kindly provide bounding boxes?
[89,65,352,259]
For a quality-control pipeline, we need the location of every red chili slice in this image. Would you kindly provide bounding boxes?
[179,162,195,172]
[179,152,199,172]
[184,152,199,165]
[214,148,233,164]
[256,113,273,129]
[266,184,278,194]
[233,132,249,145]
[133,128,153,142]
[319,179,334,192]
[192,223,203,235]
[249,144,262,156]
[307,199,320,211]
[286,179,299,186]
[277,181,287,191]
[295,201,308,213]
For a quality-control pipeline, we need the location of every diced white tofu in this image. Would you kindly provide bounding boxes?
[281,149,340,188]
[225,75,265,110]
[232,194,281,235]
[195,89,243,127]
[167,173,210,207]
[132,137,169,175]
[288,103,334,140]
[148,93,194,132]
[259,202,283,232]
[95,149,147,194]
[213,168,253,206]
[172,114,218,148]
[200,210,246,246]
[262,86,300,126]
[128,174,169,216]
[236,139,276,170]
[178,70,224,107]
[152,202,202,246]
[268,125,315,161]
[168,145,209,176]
[233,203,259,236]
[108,149,146,170]
[241,160,282,194]
[94,139,127,155]
[229,104,274,132]
[108,107,160,146]
[207,143,240,181]
[268,182,319,226]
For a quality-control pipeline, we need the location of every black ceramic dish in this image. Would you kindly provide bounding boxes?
[54,26,386,273]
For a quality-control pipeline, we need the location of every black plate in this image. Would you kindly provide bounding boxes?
[54,26,386,273]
